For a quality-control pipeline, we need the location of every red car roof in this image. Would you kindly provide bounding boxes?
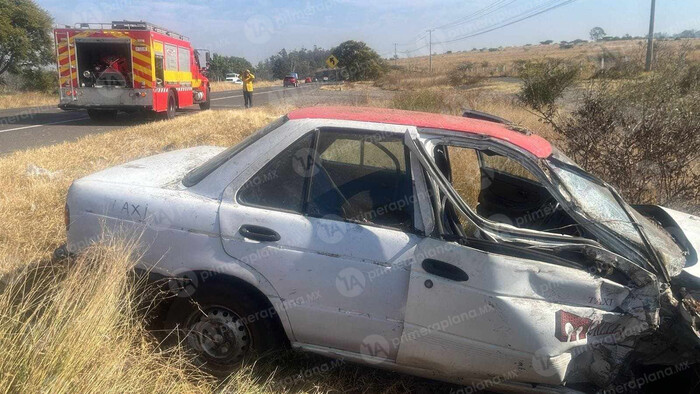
[288,106,552,158]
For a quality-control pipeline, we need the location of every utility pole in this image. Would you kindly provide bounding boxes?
[645,0,656,71]
[428,29,435,73]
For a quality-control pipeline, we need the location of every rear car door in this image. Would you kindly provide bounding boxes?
[218,123,421,360]
[396,130,645,386]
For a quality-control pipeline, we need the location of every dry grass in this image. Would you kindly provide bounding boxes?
[0,240,216,393]
[210,80,282,92]
[397,38,700,76]
[0,91,57,110]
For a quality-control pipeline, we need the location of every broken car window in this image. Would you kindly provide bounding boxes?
[550,162,686,275]
[479,151,540,183]
[436,144,579,236]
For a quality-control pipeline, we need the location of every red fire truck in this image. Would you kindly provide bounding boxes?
[54,21,211,121]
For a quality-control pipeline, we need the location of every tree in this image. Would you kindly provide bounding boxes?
[539,40,553,45]
[255,46,331,80]
[0,0,53,77]
[207,54,253,81]
[589,27,606,42]
[331,40,387,81]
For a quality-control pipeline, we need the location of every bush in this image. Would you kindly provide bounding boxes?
[447,63,485,87]
[392,90,447,113]
[559,59,700,212]
[592,51,644,79]
[19,68,57,93]
[517,60,579,118]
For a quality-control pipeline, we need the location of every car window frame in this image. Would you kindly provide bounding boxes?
[412,128,601,247]
[235,126,420,235]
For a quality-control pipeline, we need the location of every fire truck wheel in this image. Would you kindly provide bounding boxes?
[199,87,211,110]
[165,92,176,120]
[87,109,118,122]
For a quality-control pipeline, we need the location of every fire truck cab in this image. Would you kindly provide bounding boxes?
[54,21,210,121]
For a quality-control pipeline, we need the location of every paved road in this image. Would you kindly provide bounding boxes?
[0,84,317,155]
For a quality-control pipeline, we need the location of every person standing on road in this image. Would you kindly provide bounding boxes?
[242,69,255,108]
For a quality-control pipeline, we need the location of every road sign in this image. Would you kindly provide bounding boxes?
[326,55,339,69]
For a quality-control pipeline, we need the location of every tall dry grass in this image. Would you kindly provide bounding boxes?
[0,240,215,393]
[0,92,57,110]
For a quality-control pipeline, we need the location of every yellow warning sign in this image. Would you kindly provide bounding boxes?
[326,55,339,68]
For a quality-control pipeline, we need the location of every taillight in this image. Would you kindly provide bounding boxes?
[64,203,70,232]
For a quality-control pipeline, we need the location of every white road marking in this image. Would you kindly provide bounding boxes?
[211,86,310,101]
[0,116,91,134]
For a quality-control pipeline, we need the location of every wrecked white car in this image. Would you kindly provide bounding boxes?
[63,106,700,392]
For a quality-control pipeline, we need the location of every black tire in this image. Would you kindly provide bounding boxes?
[87,109,118,122]
[162,92,176,120]
[199,87,211,110]
[163,280,285,377]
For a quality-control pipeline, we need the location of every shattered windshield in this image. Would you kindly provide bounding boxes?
[549,161,686,276]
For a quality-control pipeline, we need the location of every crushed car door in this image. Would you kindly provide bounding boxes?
[395,129,657,387]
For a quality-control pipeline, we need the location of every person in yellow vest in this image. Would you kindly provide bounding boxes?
[242,69,255,108]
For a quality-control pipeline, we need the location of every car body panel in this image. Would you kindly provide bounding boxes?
[397,236,632,386]
[217,120,424,357]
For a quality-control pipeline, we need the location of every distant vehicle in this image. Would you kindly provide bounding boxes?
[225,73,242,84]
[305,77,312,83]
[322,76,329,82]
[54,20,211,121]
[283,74,298,87]
[63,106,700,388]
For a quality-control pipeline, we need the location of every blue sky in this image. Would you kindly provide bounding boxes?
[38,0,700,63]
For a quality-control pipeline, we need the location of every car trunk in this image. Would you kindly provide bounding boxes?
[78,146,225,189]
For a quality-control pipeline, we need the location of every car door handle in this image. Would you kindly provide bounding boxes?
[239,225,281,242]
[421,259,469,282]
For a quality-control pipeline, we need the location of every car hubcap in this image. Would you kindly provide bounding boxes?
[185,306,250,363]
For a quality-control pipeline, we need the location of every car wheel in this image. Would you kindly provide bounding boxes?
[87,109,118,122]
[163,92,176,120]
[163,281,285,377]
[199,87,211,110]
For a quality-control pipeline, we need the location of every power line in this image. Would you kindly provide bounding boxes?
[434,0,577,45]
[434,0,518,31]
[400,44,429,55]
[398,0,577,57]
[395,31,429,49]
